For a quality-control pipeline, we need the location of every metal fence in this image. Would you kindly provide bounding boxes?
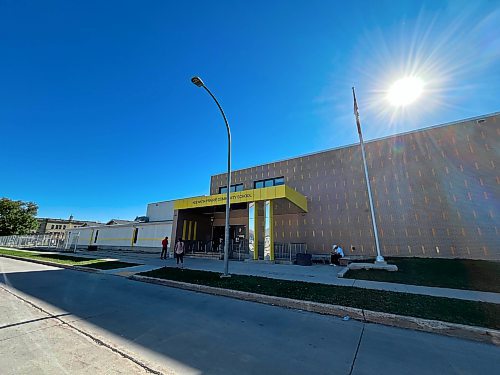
[182,239,248,260]
[273,242,308,261]
[229,239,249,261]
[184,240,215,253]
[181,239,307,261]
[0,234,69,251]
[0,234,309,261]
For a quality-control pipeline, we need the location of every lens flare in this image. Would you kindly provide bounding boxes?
[387,77,424,106]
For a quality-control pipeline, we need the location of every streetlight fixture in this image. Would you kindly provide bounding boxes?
[191,76,232,277]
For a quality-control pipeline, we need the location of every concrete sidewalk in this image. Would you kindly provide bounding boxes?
[5,247,500,304]
[0,284,150,374]
[68,248,500,305]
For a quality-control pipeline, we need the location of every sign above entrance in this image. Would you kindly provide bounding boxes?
[174,185,307,212]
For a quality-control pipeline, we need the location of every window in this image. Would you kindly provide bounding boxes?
[274,177,285,186]
[51,225,55,229]
[254,177,285,189]
[63,225,66,229]
[219,184,244,194]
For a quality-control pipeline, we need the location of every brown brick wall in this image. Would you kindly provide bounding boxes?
[210,114,500,260]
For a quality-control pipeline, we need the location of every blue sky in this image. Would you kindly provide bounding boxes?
[1,0,499,222]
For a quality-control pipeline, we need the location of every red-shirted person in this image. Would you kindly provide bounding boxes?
[161,236,169,259]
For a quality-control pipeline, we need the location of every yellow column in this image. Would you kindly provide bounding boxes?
[188,221,192,240]
[264,200,274,261]
[182,221,187,240]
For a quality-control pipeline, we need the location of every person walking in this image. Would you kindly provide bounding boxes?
[174,238,185,268]
[160,236,169,259]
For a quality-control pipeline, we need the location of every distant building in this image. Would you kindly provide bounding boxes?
[37,217,102,241]
[106,219,135,225]
[66,202,174,251]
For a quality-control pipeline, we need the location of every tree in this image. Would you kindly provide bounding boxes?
[0,198,39,236]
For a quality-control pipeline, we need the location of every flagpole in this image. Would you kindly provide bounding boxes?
[352,87,385,263]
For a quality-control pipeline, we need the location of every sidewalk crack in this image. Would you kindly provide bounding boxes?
[349,324,365,375]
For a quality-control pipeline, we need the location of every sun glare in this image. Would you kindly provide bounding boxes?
[387,77,424,107]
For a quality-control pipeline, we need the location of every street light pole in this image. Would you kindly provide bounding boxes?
[352,87,385,263]
[191,76,232,276]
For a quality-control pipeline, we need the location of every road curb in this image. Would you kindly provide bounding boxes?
[129,274,500,346]
[0,254,101,273]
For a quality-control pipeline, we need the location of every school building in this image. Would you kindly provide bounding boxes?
[67,112,499,261]
[171,112,499,261]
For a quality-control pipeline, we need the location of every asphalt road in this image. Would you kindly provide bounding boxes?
[1,257,498,375]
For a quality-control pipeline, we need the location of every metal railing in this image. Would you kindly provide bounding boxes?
[273,242,307,261]
[182,239,249,261]
[229,239,249,261]
[177,239,307,262]
[184,240,217,254]
[0,234,68,251]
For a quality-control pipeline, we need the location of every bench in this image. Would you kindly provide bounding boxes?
[339,256,374,266]
[310,255,368,266]
[339,257,351,266]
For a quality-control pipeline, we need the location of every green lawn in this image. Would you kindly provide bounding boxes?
[0,248,139,270]
[345,258,500,293]
[139,267,500,330]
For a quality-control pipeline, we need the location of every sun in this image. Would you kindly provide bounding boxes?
[387,77,424,107]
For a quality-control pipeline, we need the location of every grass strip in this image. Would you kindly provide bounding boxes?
[139,267,500,330]
[0,248,138,269]
[345,258,500,293]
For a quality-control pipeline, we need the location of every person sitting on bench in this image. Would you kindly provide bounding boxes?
[330,244,344,266]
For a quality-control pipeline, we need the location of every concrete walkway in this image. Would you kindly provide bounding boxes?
[5,247,500,304]
[65,249,500,305]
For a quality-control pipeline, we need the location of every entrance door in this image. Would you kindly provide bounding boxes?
[212,226,225,251]
[213,225,247,251]
[231,225,246,243]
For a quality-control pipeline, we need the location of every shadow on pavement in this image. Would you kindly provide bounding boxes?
[1,263,363,375]
[0,313,70,330]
